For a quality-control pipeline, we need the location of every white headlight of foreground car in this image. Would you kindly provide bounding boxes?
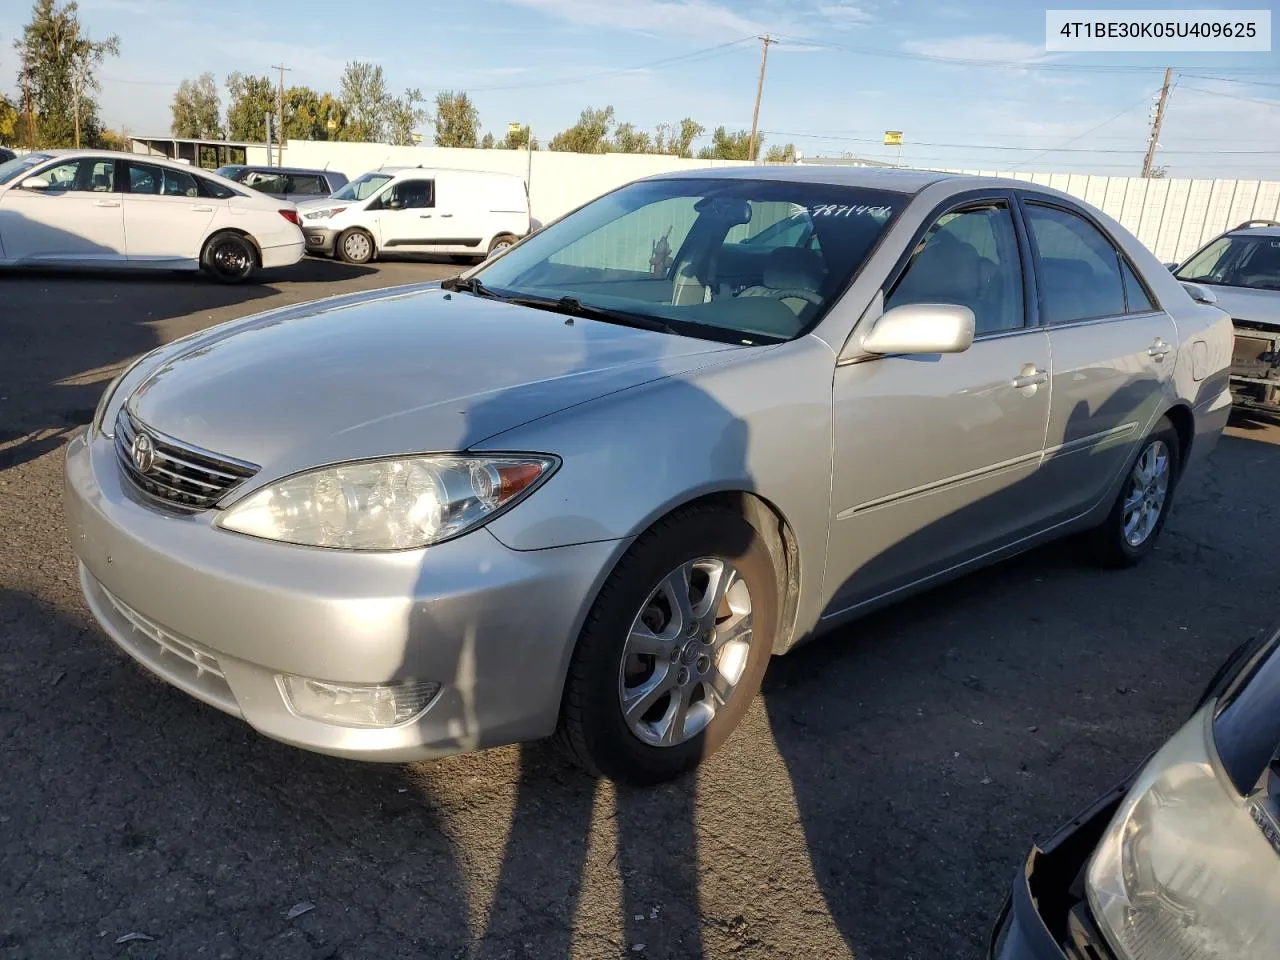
[1086,703,1280,960]
[218,455,557,550]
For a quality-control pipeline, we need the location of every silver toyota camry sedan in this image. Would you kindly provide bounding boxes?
[66,167,1234,784]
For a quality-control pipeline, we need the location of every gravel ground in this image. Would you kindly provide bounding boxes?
[3,260,1279,960]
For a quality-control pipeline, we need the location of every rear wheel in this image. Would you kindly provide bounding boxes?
[555,506,777,784]
[336,228,375,264]
[200,232,257,284]
[1087,417,1181,568]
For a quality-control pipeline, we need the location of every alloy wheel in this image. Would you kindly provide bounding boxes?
[618,558,754,747]
[211,240,251,279]
[1122,439,1171,547]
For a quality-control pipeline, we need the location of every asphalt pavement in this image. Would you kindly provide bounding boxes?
[3,260,1280,960]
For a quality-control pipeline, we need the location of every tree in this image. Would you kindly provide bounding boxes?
[387,88,428,146]
[0,96,17,144]
[225,72,275,141]
[549,105,614,154]
[654,118,703,158]
[1150,165,1169,179]
[16,0,120,148]
[480,132,495,149]
[338,60,391,142]
[432,90,479,147]
[500,123,538,150]
[697,126,758,160]
[611,121,650,154]
[285,86,345,140]
[170,72,222,139]
[765,142,795,163]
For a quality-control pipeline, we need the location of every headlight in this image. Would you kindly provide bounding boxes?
[218,454,557,550]
[303,206,346,220]
[1086,704,1280,959]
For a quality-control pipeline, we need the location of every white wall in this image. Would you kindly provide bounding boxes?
[264,140,750,224]
[929,168,1280,263]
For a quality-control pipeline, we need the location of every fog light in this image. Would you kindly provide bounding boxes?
[277,676,440,728]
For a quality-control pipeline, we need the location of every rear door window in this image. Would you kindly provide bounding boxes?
[285,174,327,197]
[125,162,199,197]
[1023,202,1127,323]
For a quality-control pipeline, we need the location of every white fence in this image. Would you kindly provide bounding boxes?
[248,140,1280,264]
[928,169,1280,263]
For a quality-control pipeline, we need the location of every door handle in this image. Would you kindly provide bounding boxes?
[1011,366,1048,390]
[189,204,214,213]
[1148,338,1172,361]
[439,213,453,218]
[419,213,433,218]
[92,199,121,208]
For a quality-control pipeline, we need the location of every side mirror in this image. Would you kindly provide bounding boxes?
[21,176,51,191]
[861,303,976,356]
[1180,281,1218,305]
[386,197,403,210]
[1164,262,1180,272]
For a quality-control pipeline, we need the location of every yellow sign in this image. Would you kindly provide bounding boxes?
[884,130,903,146]
[326,118,337,132]
[507,122,523,136]
[411,133,423,145]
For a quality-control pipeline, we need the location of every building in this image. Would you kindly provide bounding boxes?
[127,136,258,170]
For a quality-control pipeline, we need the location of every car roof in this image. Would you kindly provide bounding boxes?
[375,165,522,180]
[1228,225,1280,238]
[239,165,343,177]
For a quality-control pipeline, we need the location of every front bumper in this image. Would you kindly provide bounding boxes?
[302,226,337,256]
[64,428,620,762]
[1230,323,1280,413]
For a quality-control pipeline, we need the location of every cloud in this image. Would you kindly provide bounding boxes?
[904,34,1046,63]
[500,0,771,36]
[818,2,874,26]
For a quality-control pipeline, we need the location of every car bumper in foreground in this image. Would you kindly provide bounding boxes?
[64,428,620,762]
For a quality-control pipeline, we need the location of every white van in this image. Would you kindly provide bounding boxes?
[296,166,531,264]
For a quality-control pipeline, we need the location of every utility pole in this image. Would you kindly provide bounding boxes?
[22,62,34,150]
[747,34,775,163]
[1141,67,1174,178]
[271,63,291,166]
[72,55,91,149]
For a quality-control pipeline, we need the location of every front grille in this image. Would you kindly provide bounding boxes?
[114,409,258,511]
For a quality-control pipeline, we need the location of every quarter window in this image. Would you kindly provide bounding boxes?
[1120,258,1155,312]
[286,174,327,196]
[887,202,1025,335]
[1024,203,1126,323]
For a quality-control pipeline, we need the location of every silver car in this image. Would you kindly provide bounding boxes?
[65,168,1234,784]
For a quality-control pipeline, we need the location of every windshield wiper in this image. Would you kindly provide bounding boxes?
[440,275,499,296]
[497,293,677,334]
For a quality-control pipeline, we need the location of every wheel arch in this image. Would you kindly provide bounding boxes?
[1160,401,1194,466]
[202,227,261,265]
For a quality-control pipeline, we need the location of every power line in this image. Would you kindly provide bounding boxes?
[1177,85,1280,108]
[1005,89,1158,169]
[1179,74,1280,88]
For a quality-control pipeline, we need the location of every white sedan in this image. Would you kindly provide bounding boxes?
[0,149,305,282]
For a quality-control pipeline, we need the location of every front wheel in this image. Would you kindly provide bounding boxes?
[201,232,257,284]
[336,228,375,265]
[1087,417,1181,568]
[555,506,777,784]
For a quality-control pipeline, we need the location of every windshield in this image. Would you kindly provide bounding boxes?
[0,153,50,185]
[214,165,244,179]
[473,177,905,343]
[1178,235,1280,292]
[333,172,392,202]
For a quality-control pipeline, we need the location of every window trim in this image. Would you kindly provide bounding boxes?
[881,189,1036,340]
[1016,194,1164,328]
[121,159,199,197]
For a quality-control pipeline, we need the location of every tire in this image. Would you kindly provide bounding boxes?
[336,228,375,265]
[555,505,778,784]
[487,234,517,259]
[200,232,257,284]
[1087,416,1181,568]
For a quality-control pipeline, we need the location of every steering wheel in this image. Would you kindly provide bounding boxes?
[765,288,823,306]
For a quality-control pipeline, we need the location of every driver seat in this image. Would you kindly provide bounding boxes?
[737,247,826,315]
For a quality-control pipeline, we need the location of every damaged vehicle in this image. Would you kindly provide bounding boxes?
[990,624,1280,959]
[1174,220,1280,415]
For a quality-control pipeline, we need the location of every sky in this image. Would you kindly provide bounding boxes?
[1,0,1278,178]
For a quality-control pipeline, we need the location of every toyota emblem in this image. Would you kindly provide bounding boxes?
[130,432,156,474]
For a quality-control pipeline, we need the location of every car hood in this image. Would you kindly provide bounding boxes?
[126,286,738,484]
[1203,285,1280,327]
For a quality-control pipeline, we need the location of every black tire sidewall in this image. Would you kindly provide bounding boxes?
[488,234,516,258]
[337,228,375,264]
[202,233,255,283]
[1101,420,1182,565]
[563,510,777,784]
